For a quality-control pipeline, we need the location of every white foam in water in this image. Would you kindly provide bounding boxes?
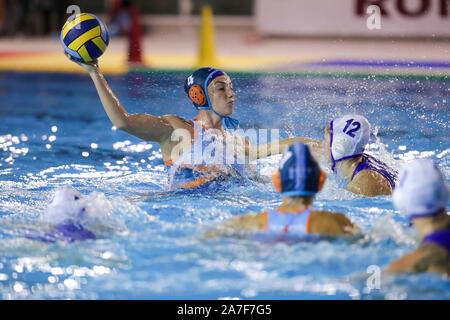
[43,187,85,225]
[365,215,416,245]
[1,74,448,299]
[368,127,401,171]
[42,187,129,237]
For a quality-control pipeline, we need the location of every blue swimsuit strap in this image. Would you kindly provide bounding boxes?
[351,154,373,179]
[351,153,397,188]
[266,208,312,234]
[423,229,450,252]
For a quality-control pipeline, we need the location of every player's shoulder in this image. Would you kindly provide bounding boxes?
[311,210,342,219]
[387,242,449,274]
[310,210,359,235]
[161,115,193,129]
[348,170,392,196]
[309,210,343,228]
[160,114,188,123]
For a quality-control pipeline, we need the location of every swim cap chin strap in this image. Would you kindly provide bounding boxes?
[197,70,239,131]
[198,104,239,130]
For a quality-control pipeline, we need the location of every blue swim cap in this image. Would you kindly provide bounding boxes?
[184,67,239,130]
[272,142,326,197]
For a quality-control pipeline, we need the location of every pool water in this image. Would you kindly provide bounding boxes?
[0,71,448,299]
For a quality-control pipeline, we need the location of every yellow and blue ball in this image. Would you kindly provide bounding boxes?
[61,13,109,63]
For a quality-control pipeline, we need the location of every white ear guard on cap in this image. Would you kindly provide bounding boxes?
[331,135,353,161]
[393,159,449,219]
[330,115,371,164]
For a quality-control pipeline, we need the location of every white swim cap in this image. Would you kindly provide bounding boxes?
[330,114,370,170]
[392,159,449,219]
[43,187,87,225]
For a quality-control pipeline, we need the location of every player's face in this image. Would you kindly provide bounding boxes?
[208,75,235,117]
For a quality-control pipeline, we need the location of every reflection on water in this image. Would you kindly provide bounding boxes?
[0,72,448,299]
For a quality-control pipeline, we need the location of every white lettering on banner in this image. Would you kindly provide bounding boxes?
[356,0,449,17]
[255,0,450,37]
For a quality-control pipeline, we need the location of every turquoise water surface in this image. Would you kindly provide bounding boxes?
[0,71,448,299]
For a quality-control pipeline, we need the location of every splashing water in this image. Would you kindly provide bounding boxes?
[0,72,448,299]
